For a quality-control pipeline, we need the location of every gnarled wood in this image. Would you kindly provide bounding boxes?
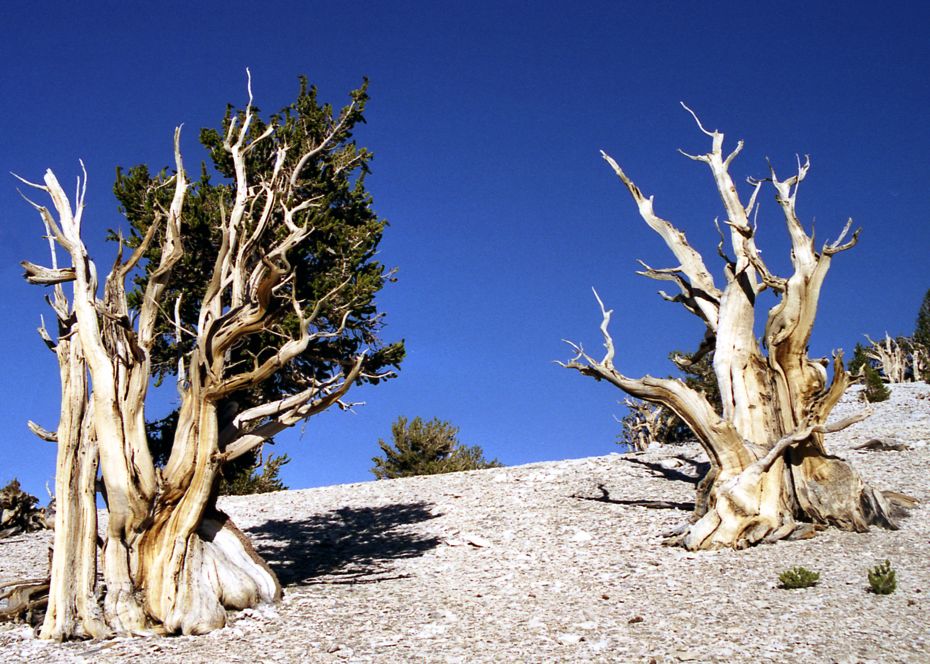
[15,74,387,639]
[564,110,904,550]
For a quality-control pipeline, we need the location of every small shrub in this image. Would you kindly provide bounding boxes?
[371,416,501,479]
[861,364,891,403]
[867,560,897,595]
[778,566,820,589]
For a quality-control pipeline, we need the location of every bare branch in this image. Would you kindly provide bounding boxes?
[592,288,615,369]
[723,139,744,169]
[290,99,358,188]
[21,262,76,285]
[823,218,860,256]
[679,102,715,138]
[217,353,367,463]
[28,421,58,443]
[756,409,871,473]
[600,150,721,330]
[37,317,57,351]
[561,293,750,474]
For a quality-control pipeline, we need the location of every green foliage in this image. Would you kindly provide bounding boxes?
[847,342,870,377]
[371,417,502,479]
[914,290,930,381]
[862,363,891,403]
[915,289,930,349]
[867,560,897,594]
[218,452,290,496]
[111,76,403,478]
[777,566,820,590]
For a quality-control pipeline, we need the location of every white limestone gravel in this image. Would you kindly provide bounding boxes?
[1,383,928,663]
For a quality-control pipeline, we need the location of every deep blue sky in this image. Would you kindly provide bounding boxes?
[2,2,928,498]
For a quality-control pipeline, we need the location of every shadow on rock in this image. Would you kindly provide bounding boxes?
[622,455,710,485]
[573,484,694,512]
[246,501,442,586]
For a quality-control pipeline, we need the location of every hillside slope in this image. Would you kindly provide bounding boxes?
[1,384,928,662]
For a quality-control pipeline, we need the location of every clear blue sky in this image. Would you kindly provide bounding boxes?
[2,2,928,498]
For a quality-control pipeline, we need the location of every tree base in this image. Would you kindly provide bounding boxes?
[146,509,281,635]
[668,454,911,551]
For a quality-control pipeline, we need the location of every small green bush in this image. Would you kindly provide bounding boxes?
[778,566,820,589]
[371,416,502,479]
[867,560,897,595]
[861,364,891,403]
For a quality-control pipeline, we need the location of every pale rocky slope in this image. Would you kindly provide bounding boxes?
[1,383,928,663]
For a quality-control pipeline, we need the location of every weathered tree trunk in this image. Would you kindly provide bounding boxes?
[16,76,376,638]
[564,109,909,550]
[15,220,105,639]
[135,391,280,634]
[41,336,108,640]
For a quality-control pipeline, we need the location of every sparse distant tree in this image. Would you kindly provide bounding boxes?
[562,108,910,550]
[372,417,501,479]
[618,399,679,450]
[913,290,930,380]
[862,334,926,383]
[861,364,891,403]
[847,342,870,376]
[12,74,402,639]
[915,289,930,349]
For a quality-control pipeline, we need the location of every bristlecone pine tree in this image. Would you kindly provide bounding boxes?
[13,73,402,640]
[562,107,911,550]
[861,364,891,403]
[371,416,501,478]
[863,333,924,383]
[0,479,52,538]
[915,289,930,380]
[915,289,930,350]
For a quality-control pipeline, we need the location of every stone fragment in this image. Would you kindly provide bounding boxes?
[465,534,491,547]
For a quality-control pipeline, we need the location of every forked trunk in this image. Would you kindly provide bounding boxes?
[564,112,910,550]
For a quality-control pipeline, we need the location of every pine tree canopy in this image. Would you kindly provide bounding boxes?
[111,76,404,482]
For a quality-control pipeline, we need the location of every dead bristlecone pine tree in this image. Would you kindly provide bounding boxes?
[0,479,53,538]
[562,105,913,551]
[9,72,402,640]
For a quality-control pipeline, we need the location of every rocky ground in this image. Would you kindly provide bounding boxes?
[1,383,928,663]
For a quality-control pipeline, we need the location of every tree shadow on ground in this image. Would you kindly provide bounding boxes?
[246,501,442,586]
[573,484,694,512]
[622,455,710,485]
